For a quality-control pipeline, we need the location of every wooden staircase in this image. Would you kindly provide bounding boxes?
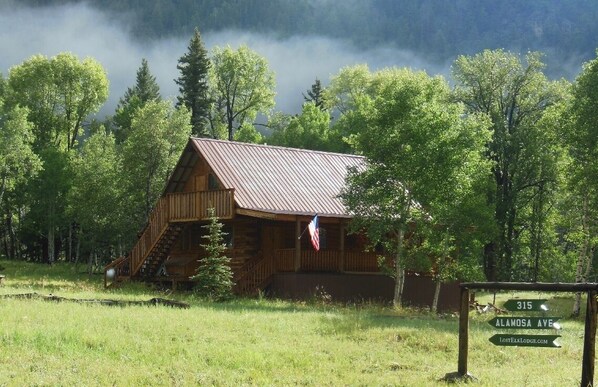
[137,224,183,279]
[104,189,234,286]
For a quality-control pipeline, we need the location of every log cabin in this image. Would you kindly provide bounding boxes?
[105,138,458,309]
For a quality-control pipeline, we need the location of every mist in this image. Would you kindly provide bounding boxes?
[0,2,448,118]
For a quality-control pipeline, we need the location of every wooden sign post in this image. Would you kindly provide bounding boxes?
[448,282,598,387]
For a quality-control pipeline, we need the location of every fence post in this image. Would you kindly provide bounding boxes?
[582,290,597,387]
[458,285,469,376]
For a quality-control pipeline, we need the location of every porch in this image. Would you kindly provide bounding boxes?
[272,249,380,273]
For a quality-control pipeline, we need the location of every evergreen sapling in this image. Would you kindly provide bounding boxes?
[192,208,233,300]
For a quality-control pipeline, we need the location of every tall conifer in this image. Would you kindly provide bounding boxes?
[113,58,161,143]
[176,28,211,137]
[303,78,325,110]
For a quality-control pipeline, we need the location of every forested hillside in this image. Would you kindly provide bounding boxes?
[18,0,598,77]
[2,1,598,302]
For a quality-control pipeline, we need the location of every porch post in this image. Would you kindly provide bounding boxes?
[339,221,345,272]
[294,217,301,272]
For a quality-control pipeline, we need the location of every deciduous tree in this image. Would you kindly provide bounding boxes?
[268,101,333,151]
[0,98,42,260]
[7,53,108,151]
[563,53,598,316]
[452,49,567,281]
[208,45,275,141]
[6,52,108,262]
[341,68,490,307]
[69,130,123,272]
[121,101,191,230]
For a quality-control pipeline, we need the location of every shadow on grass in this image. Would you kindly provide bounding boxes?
[316,308,459,336]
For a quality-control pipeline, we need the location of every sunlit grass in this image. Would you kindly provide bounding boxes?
[0,260,592,386]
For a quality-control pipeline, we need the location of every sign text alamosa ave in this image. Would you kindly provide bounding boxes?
[488,317,561,329]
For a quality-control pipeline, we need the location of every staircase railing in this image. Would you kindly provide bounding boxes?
[130,197,170,276]
[124,189,235,279]
[103,255,130,287]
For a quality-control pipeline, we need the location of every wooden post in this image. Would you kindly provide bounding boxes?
[339,222,345,272]
[458,286,469,376]
[294,218,301,272]
[581,290,597,387]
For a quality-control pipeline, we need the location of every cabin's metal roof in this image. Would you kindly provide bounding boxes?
[189,138,364,218]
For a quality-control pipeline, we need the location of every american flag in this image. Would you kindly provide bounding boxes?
[308,215,320,251]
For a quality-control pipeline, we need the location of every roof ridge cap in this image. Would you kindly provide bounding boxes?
[191,137,364,159]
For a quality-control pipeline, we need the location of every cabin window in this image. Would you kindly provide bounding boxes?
[208,174,220,190]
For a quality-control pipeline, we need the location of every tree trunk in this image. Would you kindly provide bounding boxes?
[531,182,545,282]
[7,206,16,260]
[16,206,23,260]
[46,201,56,264]
[2,216,9,260]
[573,193,590,317]
[87,248,94,276]
[483,242,497,281]
[68,222,72,262]
[0,175,6,206]
[145,175,152,222]
[227,99,234,141]
[432,230,451,313]
[48,226,55,264]
[75,225,81,270]
[432,279,441,313]
[393,228,406,308]
[505,206,516,280]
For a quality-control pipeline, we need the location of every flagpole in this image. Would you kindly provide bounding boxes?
[297,214,317,240]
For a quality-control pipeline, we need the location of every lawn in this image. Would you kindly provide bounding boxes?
[0,260,592,386]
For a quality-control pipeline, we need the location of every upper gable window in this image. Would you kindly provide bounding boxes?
[208,173,220,190]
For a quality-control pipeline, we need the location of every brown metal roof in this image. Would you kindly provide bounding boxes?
[189,138,364,218]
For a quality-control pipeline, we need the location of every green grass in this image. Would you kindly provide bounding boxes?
[0,260,592,386]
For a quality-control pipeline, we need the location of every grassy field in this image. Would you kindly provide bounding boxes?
[0,259,592,386]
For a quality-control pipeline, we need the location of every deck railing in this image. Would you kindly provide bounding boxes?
[274,249,295,272]
[167,189,234,221]
[235,255,274,294]
[345,251,380,272]
[273,249,380,273]
[128,189,235,276]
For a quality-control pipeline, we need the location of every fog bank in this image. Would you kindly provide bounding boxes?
[0,2,448,118]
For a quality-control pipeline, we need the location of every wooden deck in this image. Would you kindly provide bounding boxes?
[273,249,381,273]
[108,189,235,281]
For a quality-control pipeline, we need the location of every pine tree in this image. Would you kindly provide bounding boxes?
[124,58,160,103]
[303,78,326,110]
[113,58,161,143]
[192,208,233,300]
[176,27,211,137]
